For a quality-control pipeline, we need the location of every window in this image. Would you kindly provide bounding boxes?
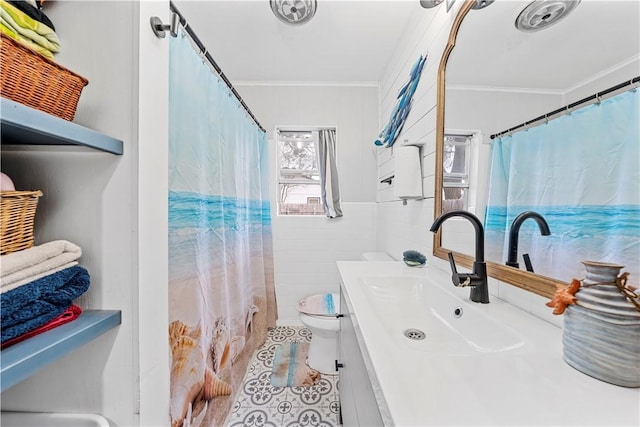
[276,129,325,216]
[442,133,471,213]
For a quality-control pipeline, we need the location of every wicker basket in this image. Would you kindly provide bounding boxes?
[0,33,88,121]
[0,190,43,255]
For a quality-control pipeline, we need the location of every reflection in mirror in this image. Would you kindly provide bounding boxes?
[442,134,471,213]
[436,0,640,297]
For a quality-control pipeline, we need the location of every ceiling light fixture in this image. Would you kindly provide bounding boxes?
[515,0,581,32]
[420,0,445,8]
[472,0,495,10]
[270,0,317,25]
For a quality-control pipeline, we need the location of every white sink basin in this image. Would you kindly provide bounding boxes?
[361,276,525,354]
[338,261,639,426]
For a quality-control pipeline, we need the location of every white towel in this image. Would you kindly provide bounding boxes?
[0,240,82,292]
[1,261,79,294]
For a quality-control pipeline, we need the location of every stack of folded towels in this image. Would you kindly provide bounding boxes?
[1,240,90,349]
[1,0,59,59]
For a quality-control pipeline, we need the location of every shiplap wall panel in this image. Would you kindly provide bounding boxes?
[380,8,450,117]
[379,9,443,105]
[377,146,394,166]
[375,4,455,209]
[421,130,436,156]
[378,156,395,180]
[378,183,395,203]
[422,175,436,199]
[399,104,437,147]
[375,5,459,272]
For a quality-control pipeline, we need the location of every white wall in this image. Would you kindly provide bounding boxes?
[235,84,379,323]
[0,2,170,425]
[446,89,562,139]
[136,2,170,426]
[564,57,640,103]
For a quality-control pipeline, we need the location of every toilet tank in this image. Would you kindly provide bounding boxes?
[361,252,394,261]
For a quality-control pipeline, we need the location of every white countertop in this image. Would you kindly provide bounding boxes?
[338,261,640,426]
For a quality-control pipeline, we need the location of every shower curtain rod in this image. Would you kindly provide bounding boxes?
[490,76,640,140]
[169,2,266,132]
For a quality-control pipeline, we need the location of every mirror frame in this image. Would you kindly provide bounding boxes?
[433,0,563,299]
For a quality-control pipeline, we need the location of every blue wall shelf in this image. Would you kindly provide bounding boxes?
[0,310,122,392]
[0,98,123,155]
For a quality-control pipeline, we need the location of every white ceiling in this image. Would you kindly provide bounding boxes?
[172,1,640,89]
[173,0,420,83]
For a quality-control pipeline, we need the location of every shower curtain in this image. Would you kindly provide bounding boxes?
[168,30,276,427]
[485,89,639,284]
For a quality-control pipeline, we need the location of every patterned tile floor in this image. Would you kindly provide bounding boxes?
[226,326,341,427]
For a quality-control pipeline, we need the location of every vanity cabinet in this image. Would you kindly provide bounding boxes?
[338,286,384,427]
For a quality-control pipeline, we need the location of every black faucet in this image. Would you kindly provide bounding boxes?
[430,210,489,303]
[506,211,550,272]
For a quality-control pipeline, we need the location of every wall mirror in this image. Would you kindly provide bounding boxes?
[434,0,640,298]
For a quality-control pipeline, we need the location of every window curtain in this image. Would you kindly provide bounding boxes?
[317,129,342,218]
[485,89,639,283]
[168,30,277,427]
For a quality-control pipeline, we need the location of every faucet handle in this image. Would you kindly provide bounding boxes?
[523,253,535,273]
[448,252,461,286]
[448,252,473,287]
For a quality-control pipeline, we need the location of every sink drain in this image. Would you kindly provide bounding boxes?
[454,306,463,318]
[404,328,426,340]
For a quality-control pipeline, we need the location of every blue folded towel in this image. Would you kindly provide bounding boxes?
[1,265,90,343]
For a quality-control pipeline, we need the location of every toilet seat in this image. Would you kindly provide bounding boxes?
[297,293,340,317]
[299,312,340,331]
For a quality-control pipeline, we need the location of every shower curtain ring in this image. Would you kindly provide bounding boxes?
[199,48,208,62]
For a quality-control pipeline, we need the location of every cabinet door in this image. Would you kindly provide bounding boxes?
[339,290,358,426]
[339,288,384,426]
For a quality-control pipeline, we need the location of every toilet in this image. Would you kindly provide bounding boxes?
[297,252,394,374]
[297,293,340,374]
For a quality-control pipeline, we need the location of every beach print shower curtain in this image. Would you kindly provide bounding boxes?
[168,31,276,427]
[485,89,639,285]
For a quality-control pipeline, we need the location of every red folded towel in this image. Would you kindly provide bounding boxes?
[1,304,82,349]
